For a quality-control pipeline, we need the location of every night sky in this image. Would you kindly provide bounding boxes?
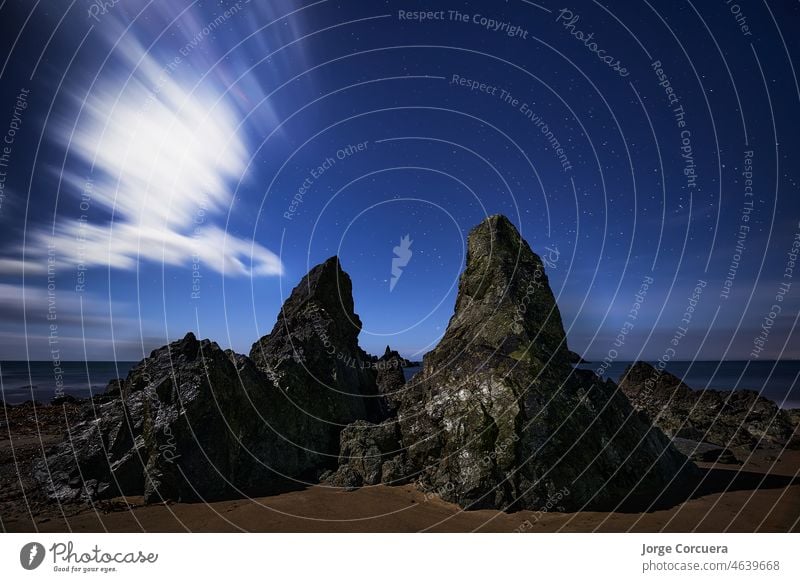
[0,0,798,362]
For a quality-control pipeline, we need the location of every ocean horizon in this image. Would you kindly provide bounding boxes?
[1,360,138,405]
[2,359,798,409]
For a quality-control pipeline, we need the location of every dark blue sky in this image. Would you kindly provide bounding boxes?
[0,0,798,362]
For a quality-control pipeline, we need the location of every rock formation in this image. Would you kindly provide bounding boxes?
[619,361,799,455]
[34,216,698,513]
[376,215,695,511]
[36,258,385,503]
[323,346,408,488]
[35,334,316,503]
[788,409,800,430]
[248,256,385,454]
[323,419,404,489]
[567,349,589,364]
[374,346,407,415]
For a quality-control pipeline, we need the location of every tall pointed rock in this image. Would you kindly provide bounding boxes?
[397,215,695,511]
[249,256,384,458]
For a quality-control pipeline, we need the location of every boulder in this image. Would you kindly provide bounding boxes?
[325,419,403,488]
[619,361,798,450]
[51,394,82,406]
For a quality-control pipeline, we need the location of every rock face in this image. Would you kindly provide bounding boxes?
[324,347,409,489]
[35,333,318,503]
[249,256,385,451]
[324,420,403,489]
[788,409,800,430]
[619,361,799,452]
[385,215,694,511]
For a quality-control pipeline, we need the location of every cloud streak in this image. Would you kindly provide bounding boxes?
[2,30,282,278]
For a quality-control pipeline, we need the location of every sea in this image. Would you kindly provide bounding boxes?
[0,361,138,405]
[404,360,800,410]
[2,360,798,409]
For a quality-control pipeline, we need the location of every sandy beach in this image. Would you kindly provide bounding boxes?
[3,416,797,533]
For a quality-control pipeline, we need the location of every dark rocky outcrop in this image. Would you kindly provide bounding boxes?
[788,409,800,430]
[36,257,388,504]
[325,346,410,486]
[35,333,314,503]
[380,215,695,511]
[373,346,419,368]
[619,361,799,454]
[249,256,384,431]
[50,394,82,406]
[324,419,404,489]
[374,347,407,416]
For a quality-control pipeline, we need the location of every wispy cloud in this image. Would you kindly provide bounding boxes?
[1,31,282,278]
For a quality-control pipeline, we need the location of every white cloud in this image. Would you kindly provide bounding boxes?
[1,34,282,278]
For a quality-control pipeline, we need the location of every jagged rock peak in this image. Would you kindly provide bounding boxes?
[298,256,352,303]
[249,255,367,370]
[460,214,538,284]
[389,214,696,512]
[431,214,568,369]
[276,255,360,342]
[149,331,200,360]
[249,255,384,441]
